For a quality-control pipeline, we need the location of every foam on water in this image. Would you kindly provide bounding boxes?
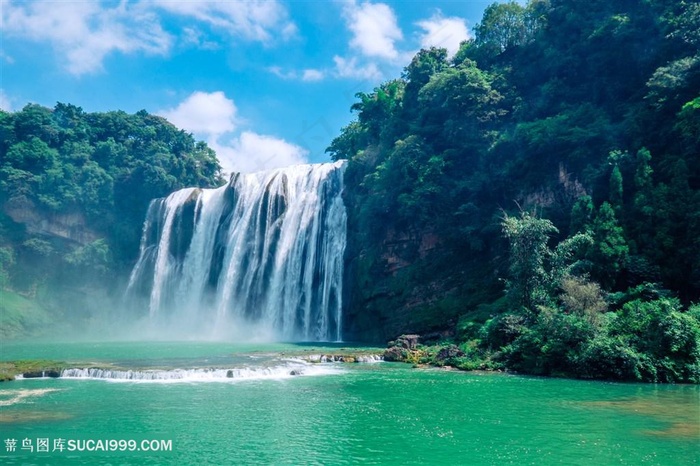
[59,361,344,384]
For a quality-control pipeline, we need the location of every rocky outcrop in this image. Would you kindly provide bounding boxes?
[302,353,383,363]
[342,227,470,342]
[388,334,420,350]
[383,334,424,362]
[3,197,100,245]
[21,370,61,378]
[435,344,465,363]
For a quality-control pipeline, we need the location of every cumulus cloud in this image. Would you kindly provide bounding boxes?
[158,91,238,138]
[1,0,297,75]
[417,12,471,57]
[342,1,403,60]
[152,0,297,44]
[213,131,309,174]
[1,1,171,75]
[158,91,307,174]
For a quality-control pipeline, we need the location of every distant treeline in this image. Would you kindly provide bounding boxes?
[0,104,222,316]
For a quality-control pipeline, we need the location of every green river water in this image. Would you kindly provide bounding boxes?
[0,341,698,465]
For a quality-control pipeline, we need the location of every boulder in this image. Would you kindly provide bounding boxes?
[389,334,420,350]
[383,346,407,362]
[435,345,465,362]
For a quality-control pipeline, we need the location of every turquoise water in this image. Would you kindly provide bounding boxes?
[1,341,698,465]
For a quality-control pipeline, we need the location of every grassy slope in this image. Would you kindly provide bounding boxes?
[0,289,51,339]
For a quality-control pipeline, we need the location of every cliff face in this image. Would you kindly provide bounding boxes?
[341,205,499,342]
[343,231,448,341]
[3,197,100,246]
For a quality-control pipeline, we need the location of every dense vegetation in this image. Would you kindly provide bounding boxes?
[332,0,700,382]
[0,104,222,334]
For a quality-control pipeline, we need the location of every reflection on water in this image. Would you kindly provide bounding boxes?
[584,388,700,440]
[0,388,62,407]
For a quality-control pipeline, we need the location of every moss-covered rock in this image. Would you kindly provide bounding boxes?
[0,360,68,382]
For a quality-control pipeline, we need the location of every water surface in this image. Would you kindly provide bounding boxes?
[0,341,697,465]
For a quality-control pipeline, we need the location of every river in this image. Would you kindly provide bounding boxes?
[0,341,697,465]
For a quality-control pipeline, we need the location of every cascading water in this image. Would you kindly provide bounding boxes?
[125,161,347,341]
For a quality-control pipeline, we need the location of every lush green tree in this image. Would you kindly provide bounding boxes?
[608,164,623,209]
[417,60,505,153]
[501,211,558,313]
[588,202,628,287]
[474,1,537,54]
[402,47,449,116]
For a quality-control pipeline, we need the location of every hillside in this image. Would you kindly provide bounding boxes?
[0,105,223,334]
[332,0,700,382]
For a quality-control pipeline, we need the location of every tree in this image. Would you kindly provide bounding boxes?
[402,47,448,116]
[589,202,628,288]
[474,1,535,53]
[609,164,623,209]
[502,210,558,313]
[417,60,505,153]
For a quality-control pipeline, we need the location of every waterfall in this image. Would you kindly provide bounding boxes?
[125,161,347,341]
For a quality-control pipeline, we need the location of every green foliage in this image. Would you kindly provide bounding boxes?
[22,238,54,258]
[0,289,51,339]
[63,239,111,276]
[0,246,14,288]
[0,103,223,297]
[502,308,598,377]
[501,210,558,312]
[560,276,607,323]
[608,164,623,209]
[473,1,542,56]
[602,298,700,382]
[588,202,628,287]
[418,60,506,152]
[331,0,700,382]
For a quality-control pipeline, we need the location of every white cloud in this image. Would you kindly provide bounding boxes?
[181,27,219,50]
[159,91,307,174]
[301,69,325,82]
[333,56,382,80]
[213,131,309,174]
[0,0,297,75]
[268,67,325,82]
[158,91,238,138]
[268,66,297,80]
[416,12,471,57]
[342,1,403,60]
[0,90,12,112]
[1,1,171,75]
[152,0,297,44]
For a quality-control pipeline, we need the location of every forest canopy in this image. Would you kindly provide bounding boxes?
[0,104,222,311]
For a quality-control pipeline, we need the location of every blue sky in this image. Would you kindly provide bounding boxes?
[1,0,504,174]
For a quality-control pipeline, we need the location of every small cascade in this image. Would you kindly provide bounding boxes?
[125,161,347,341]
[59,363,343,383]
